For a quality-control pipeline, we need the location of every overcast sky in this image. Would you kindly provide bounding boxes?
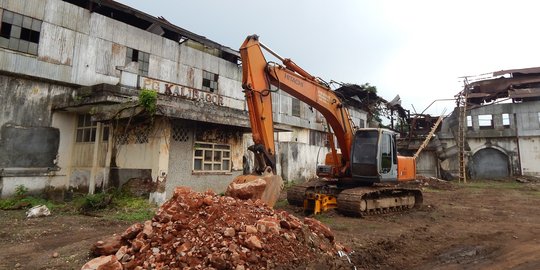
[117,0,540,115]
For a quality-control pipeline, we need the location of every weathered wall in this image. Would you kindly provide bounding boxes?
[416,151,439,177]
[519,137,540,176]
[437,101,540,178]
[279,142,330,183]
[166,122,243,201]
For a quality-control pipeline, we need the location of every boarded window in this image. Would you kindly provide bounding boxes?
[126,47,149,76]
[478,115,493,129]
[193,142,231,173]
[291,98,301,117]
[0,10,41,55]
[202,70,218,92]
[502,113,510,128]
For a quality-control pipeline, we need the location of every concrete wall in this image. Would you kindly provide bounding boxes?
[278,142,330,183]
[435,100,540,178]
[165,121,243,202]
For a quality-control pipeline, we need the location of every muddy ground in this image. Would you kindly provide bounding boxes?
[1,178,540,270]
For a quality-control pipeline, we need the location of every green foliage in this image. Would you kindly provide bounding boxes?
[77,193,112,213]
[274,199,289,209]
[360,83,377,93]
[0,187,155,222]
[15,185,28,198]
[0,195,59,210]
[139,89,158,115]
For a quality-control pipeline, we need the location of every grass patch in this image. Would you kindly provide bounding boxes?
[458,180,523,190]
[274,199,289,209]
[0,189,156,222]
[0,195,63,211]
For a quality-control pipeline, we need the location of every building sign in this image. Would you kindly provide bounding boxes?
[140,77,224,106]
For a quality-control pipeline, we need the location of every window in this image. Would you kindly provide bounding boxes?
[76,114,108,143]
[538,112,540,124]
[0,10,41,55]
[193,142,231,172]
[202,70,218,92]
[380,133,392,174]
[466,115,473,129]
[76,115,96,143]
[478,114,493,129]
[502,113,510,128]
[309,130,327,147]
[359,119,365,128]
[126,47,149,76]
[291,98,300,117]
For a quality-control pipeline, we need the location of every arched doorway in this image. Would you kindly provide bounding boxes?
[470,148,509,179]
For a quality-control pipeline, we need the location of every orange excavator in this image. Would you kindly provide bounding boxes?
[226,35,422,216]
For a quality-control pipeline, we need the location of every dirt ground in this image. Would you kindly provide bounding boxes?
[2,178,540,270]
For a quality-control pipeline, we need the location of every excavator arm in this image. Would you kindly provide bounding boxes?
[240,35,355,177]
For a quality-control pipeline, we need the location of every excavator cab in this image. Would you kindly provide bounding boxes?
[351,129,398,184]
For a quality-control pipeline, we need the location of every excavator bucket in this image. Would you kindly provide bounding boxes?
[225,167,284,208]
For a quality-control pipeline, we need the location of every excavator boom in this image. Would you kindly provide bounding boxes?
[227,35,423,215]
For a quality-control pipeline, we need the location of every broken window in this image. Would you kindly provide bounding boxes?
[0,10,41,55]
[202,70,218,92]
[502,113,510,128]
[466,115,473,129]
[291,98,301,117]
[126,47,149,76]
[193,142,231,173]
[478,114,493,130]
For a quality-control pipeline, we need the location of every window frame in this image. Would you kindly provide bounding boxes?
[478,114,493,130]
[193,141,231,173]
[126,47,149,76]
[202,70,218,92]
[502,113,510,128]
[0,10,42,55]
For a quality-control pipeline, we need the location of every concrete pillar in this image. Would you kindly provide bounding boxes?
[89,122,102,194]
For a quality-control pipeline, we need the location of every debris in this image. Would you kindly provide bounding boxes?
[26,205,51,218]
[84,186,351,269]
[80,255,122,270]
[52,252,59,258]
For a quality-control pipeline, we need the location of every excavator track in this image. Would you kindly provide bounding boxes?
[287,181,423,216]
[286,179,329,206]
[337,186,423,216]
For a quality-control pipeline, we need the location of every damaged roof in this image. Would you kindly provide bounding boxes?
[62,0,240,63]
[465,66,540,104]
[335,84,408,119]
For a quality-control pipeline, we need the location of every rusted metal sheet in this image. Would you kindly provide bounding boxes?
[493,66,540,77]
[508,88,540,99]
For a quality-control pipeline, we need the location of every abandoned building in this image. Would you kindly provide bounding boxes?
[0,0,367,202]
[399,67,540,179]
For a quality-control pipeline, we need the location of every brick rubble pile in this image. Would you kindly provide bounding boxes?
[82,187,351,270]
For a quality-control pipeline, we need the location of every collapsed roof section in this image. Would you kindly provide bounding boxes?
[334,83,408,120]
[62,0,240,63]
[465,66,540,104]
